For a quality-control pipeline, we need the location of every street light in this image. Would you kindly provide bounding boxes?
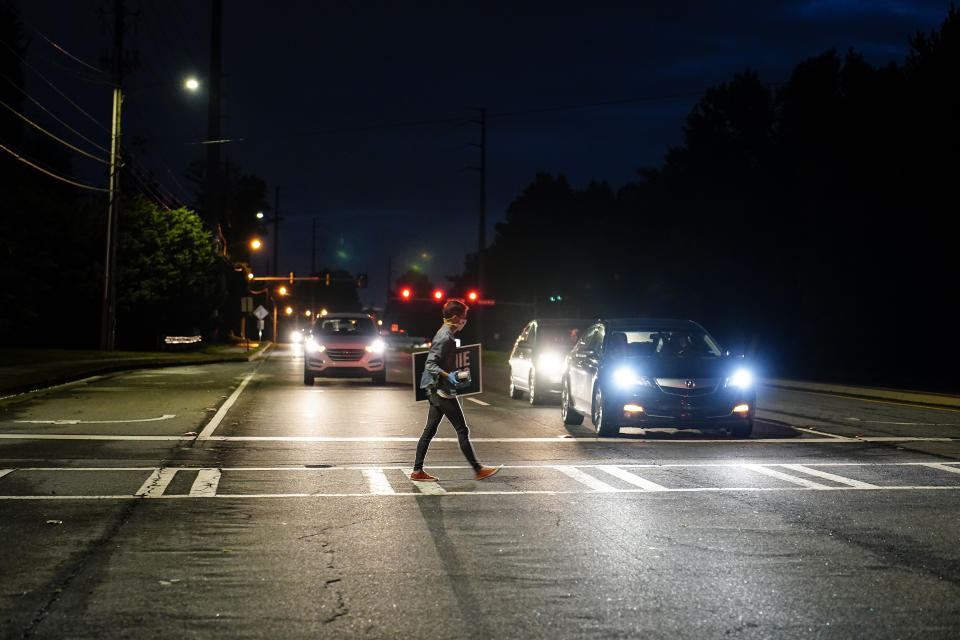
[184,76,200,91]
[250,238,262,250]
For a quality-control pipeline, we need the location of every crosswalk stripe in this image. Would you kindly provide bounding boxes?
[596,465,667,491]
[743,464,831,489]
[0,469,12,480]
[778,464,879,488]
[362,469,396,495]
[135,468,178,498]
[403,469,447,495]
[552,466,619,492]
[189,468,221,497]
[920,463,960,475]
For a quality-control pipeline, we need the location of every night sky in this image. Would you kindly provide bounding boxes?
[14,1,953,306]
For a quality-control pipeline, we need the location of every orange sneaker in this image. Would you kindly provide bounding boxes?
[475,465,502,480]
[410,469,438,482]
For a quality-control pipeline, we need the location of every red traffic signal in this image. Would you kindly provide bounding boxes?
[400,287,412,300]
[432,289,445,301]
[467,290,479,302]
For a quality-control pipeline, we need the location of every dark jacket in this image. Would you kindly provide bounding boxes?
[419,324,458,395]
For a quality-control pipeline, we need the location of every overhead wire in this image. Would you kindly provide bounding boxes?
[0,97,109,164]
[0,136,108,192]
[20,15,106,76]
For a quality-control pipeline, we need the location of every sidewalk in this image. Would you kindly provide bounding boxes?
[0,343,272,399]
[762,378,960,410]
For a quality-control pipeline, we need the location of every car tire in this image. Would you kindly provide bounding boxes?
[528,369,540,405]
[303,372,314,386]
[592,385,619,437]
[728,419,753,438]
[372,371,386,385]
[508,368,523,399]
[561,378,583,425]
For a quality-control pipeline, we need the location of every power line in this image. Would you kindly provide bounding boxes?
[20,15,107,76]
[0,137,108,192]
[0,98,109,164]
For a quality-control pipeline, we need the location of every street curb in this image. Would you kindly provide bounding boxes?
[762,378,960,410]
[0,344,273,401]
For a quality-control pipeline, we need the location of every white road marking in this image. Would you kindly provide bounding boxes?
[466,397,490,406]
[362,469,396,495]
[196,371,258,440]
[0,434,191,441]
[920,463,960,475]
[552,465,618,492]
[403,468,447,494]
[0,469,12,480]
[778,464,879,488]
[15,414,176,425]
[135,468,178,498]
[596,465,667,491]
[742,464,831,489]
[847,418,959,426]
[189,468,221,497]
[789,426,852,439]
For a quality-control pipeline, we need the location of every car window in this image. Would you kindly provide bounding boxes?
[539,325,583,349]
[617,329,723,357]
[316,318,376,336]
[583,327,603,352]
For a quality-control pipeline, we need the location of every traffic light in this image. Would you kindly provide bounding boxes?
[467,290,479,302]
[548,295,563,302]
[356,273,368,288]
[432,289,445,302]
[400,287,412,300]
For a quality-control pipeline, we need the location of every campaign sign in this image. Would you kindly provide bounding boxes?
[412,343,482,401]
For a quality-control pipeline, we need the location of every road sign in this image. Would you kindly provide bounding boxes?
[412,343,482,401]
[253,305,269,320]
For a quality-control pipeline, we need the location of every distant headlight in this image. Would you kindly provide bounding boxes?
[613,367,652,389]
[727,368,753,388]
[306,339,325,353]
[537,352,562,376]
[290,331,304,343]
[365,339,385,354]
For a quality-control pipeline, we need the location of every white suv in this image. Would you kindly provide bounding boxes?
[303,313,386,384]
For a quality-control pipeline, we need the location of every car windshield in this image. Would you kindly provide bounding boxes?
[608,329,723,358]
[315,318,376,336]
[539,325,583,348]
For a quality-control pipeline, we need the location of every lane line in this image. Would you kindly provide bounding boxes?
[466,397,490,406]
[742,464,831,489]
[552,465,619,492]
[189,468,222,497]
[596,465,667,491]
[15,414,176,425]
[786,389,960,414]
[403,468,447,495]
[779,464,879,488]
[0,434,191,441]
[921,463,960,475]
[789,427,852,439]
[0,469,13,480]
[196,371,258,440]
[3,485,960,500]
[135,468,178,498]
[362,469,396,495]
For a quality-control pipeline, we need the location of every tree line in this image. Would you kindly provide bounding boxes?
[452,8,959,389]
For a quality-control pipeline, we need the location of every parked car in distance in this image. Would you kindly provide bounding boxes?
[304,313,386,385]
[508,319,588,404]
[560,318,756,437]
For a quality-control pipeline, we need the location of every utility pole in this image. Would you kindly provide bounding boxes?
[204,0,222,229]
[99,0,124,350]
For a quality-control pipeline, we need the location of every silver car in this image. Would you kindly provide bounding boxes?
[303,313,386,385]
[508,319,587,404]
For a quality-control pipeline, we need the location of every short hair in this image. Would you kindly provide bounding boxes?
[442,299,469,319]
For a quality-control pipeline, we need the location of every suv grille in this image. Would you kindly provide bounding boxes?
[326,348,364,362]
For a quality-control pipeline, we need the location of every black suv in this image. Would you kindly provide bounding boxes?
[508,319,587,404]
[560,318,756,437]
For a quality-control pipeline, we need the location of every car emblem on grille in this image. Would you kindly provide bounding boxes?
[684,379,696,388]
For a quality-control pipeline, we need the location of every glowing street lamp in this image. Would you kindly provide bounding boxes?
[250,238,262,250]
[184,76,200,91]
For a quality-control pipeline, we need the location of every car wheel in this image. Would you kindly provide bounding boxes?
[303,372,314,386]
[728,419,753,438]
[528,369,540,405]
[561,378,583,425]
[592,385,619,437]
[372,371,386,385]
[508,368,523,399]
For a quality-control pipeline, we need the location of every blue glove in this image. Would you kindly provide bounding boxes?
[447,371,460,385]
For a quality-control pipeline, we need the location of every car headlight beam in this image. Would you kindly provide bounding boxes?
[728,368,753,388]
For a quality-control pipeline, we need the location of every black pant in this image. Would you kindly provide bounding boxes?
[414,391,480,471]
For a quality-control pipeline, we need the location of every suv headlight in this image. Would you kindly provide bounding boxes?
[306,339,325,353]
[726,368,753,388]
[365,339,385,354]
[537,352,562,376]
[612,367,652,389]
